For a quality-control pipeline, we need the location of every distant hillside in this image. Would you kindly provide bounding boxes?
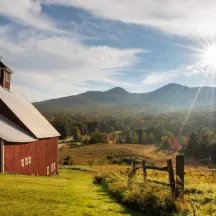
[33,83,216,114]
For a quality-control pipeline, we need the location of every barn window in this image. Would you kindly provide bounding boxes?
[47,166,50,175]
[25,157,28,165]
[51,164,54,172]
[53,162,56,170]
[28,157,31,164]
[21,159,24,167]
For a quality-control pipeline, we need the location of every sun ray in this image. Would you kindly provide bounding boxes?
[209,69,216,125]
[178,66,211,138]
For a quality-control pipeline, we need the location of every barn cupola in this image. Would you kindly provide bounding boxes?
[0,60,13,91]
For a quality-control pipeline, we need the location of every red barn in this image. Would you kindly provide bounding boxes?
[0,61,60,176]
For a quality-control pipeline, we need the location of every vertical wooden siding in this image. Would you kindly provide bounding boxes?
[4,79,10,90]
[4,137,58,176]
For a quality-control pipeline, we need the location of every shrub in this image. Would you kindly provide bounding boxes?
[93,170,184,215]
[160,136,171,149]
[62,155,73,165]
[90,131,108,144]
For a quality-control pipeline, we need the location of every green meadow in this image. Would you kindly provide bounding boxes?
[0,169,140,216]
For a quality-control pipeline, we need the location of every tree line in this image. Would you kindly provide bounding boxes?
[184,127,216,164]
[45,111,216,164]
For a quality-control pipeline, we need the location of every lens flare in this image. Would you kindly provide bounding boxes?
[203,45,216,68]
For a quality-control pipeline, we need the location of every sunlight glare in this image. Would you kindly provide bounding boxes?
[204,45,216,68]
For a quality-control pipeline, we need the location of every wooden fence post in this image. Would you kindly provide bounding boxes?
[132,161,136,175]
[175,155,184,198]
[128,161,136,186]
[142,160,147,180]
[167,159,175,199]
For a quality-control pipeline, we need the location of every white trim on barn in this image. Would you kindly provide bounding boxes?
[1,139,4,173]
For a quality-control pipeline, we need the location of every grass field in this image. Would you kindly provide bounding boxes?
[94,165,216,215]
[1,142,216,216]
[136,169,216,215]
[58,142,216,215]
[0,169,141,216]
[59,143,177,166]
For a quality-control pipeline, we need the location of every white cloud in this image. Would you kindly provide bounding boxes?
[142,64,213,85]
[0,0,61,32]
[143,71,178,84]
[42,0,216,38]
[0,29,147,101]
[143,74,165,84]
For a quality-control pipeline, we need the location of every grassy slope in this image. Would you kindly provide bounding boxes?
[0,169,140,216]
[58,142,216,215]
[59,143,176,165]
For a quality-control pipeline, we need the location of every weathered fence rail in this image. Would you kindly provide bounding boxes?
[129,155,184,199]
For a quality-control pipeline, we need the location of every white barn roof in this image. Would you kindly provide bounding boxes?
[0,115,36,143]
[0,86,60,139]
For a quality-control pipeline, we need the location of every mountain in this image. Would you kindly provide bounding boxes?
[33,83,216,114]
[105,87,129,95]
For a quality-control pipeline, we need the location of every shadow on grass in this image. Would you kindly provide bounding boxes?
[95,184,142,216]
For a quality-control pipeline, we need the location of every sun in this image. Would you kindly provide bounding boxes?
[203,45,216,68]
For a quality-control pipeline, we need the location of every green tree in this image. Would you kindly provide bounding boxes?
[132,132,139,144]
[162,131,174,139]
[185,132,197,157]
[148,132,155,144]
[82,135,90,145]
[90,132,108,144]
[101,133,108,143]
[140,131,148,144]
[126,132,133,144]
[53,121,70,139]
[73,126,82,142]
[185,128,212,159]
[160,136,171,149]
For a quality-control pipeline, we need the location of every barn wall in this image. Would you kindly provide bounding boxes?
[4,79,10,90]
[0,70,10,90]
[4,137,58,176]
[2,70,10,90]
[0,139,4,173]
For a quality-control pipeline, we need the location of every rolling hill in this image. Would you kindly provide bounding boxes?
[33,83,216,113]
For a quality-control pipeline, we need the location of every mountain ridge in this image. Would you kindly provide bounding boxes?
[33,83,216,113]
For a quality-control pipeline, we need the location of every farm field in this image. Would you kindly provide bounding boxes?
[0,169,140,216]
[93,164,216,215]
[59,143,216,215]
[134,168,216,215]
[1,143,216,216]
[59,143,177,166]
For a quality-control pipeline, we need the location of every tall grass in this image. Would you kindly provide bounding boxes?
[93,166,188,216]
[93,165,216,215]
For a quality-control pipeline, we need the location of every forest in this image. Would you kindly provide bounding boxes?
[45,109,216,164]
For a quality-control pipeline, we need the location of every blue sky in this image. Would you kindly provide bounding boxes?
[1,0,216,101]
